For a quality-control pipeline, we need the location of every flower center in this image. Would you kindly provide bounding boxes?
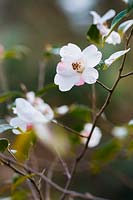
[72,62,84,73]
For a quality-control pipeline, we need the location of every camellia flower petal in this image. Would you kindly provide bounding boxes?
[112,126,128,139]
[80,123,102,148]
[90,9,116,25]
[104,48,130,67]
[10,98,49,134]
[54,43,102,91]
[26,91,54,121]
[55,105,69,115]
[90,10,121,45]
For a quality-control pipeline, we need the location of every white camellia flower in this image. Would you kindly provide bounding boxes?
[112,126,128,139]
[26,91,54,121]
[90,10,121,45]
[81,123,102,148]
[104,48,130,67]
[54,43,102,91]
[10,98,49,134]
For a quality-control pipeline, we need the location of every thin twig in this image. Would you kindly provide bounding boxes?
[0,153,108,200]
[38,60,47,90]
[0,157,43,200]
[52,119,88,138]
[92,84,96,120]
[56,151,71,180]
[120,71,133,79]
[45,157,58,200]
[96,80,111,92]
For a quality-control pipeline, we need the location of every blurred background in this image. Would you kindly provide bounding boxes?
[0,0,133,199]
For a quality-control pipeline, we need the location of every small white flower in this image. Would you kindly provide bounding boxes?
[54,43,102,91]
[122,0,128,3]
[105,48,130,67]
[55,105,69,115]
[118,20,133,36]
[26,91,54,121]
[90,10,121,45]
[112,126,128,139]
[81,123,102,148]
[10,98,49,134]
[128,119,133,126]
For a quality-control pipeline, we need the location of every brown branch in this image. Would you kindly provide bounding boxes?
[120,71,133,79]
[60,27,133,200]
[45,157,58,200]
[0,156,43,200]
[52,119,88,138]
[0,153,108,200]
[96,80,111,92]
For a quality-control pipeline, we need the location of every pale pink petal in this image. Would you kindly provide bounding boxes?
[10,117,27,134]
[54,74,80,91]
[106,31,121,45]
[15,98,48,123]
[60,43,81,60]
[82,45,102,68]
[75,78,85,86]
[81,123,102,148]
[82,68,99,84]
[56,62,77,76]
[105,48,130,67]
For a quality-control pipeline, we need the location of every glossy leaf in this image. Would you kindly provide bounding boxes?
[87,24,101,44]
[0,138,9,152]
[105,8,132,40]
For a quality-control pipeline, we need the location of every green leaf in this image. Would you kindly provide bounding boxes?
[36,83,57,96]
[12,189,28,200]
[90,139,122,173]
[87,24,101,44]
[0,138,9,152]
[12,174,34,191]
[12,131,36,161]
[0,91,22,103]
[69,104,91,122]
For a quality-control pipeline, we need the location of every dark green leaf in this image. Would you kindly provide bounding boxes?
[0,91,22,103]
[87,24,101,44]
[90,139,122,172]
[69,104,91,122]
[0,138,9,152]
[36,83,57,96]
[111,9,130,29]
